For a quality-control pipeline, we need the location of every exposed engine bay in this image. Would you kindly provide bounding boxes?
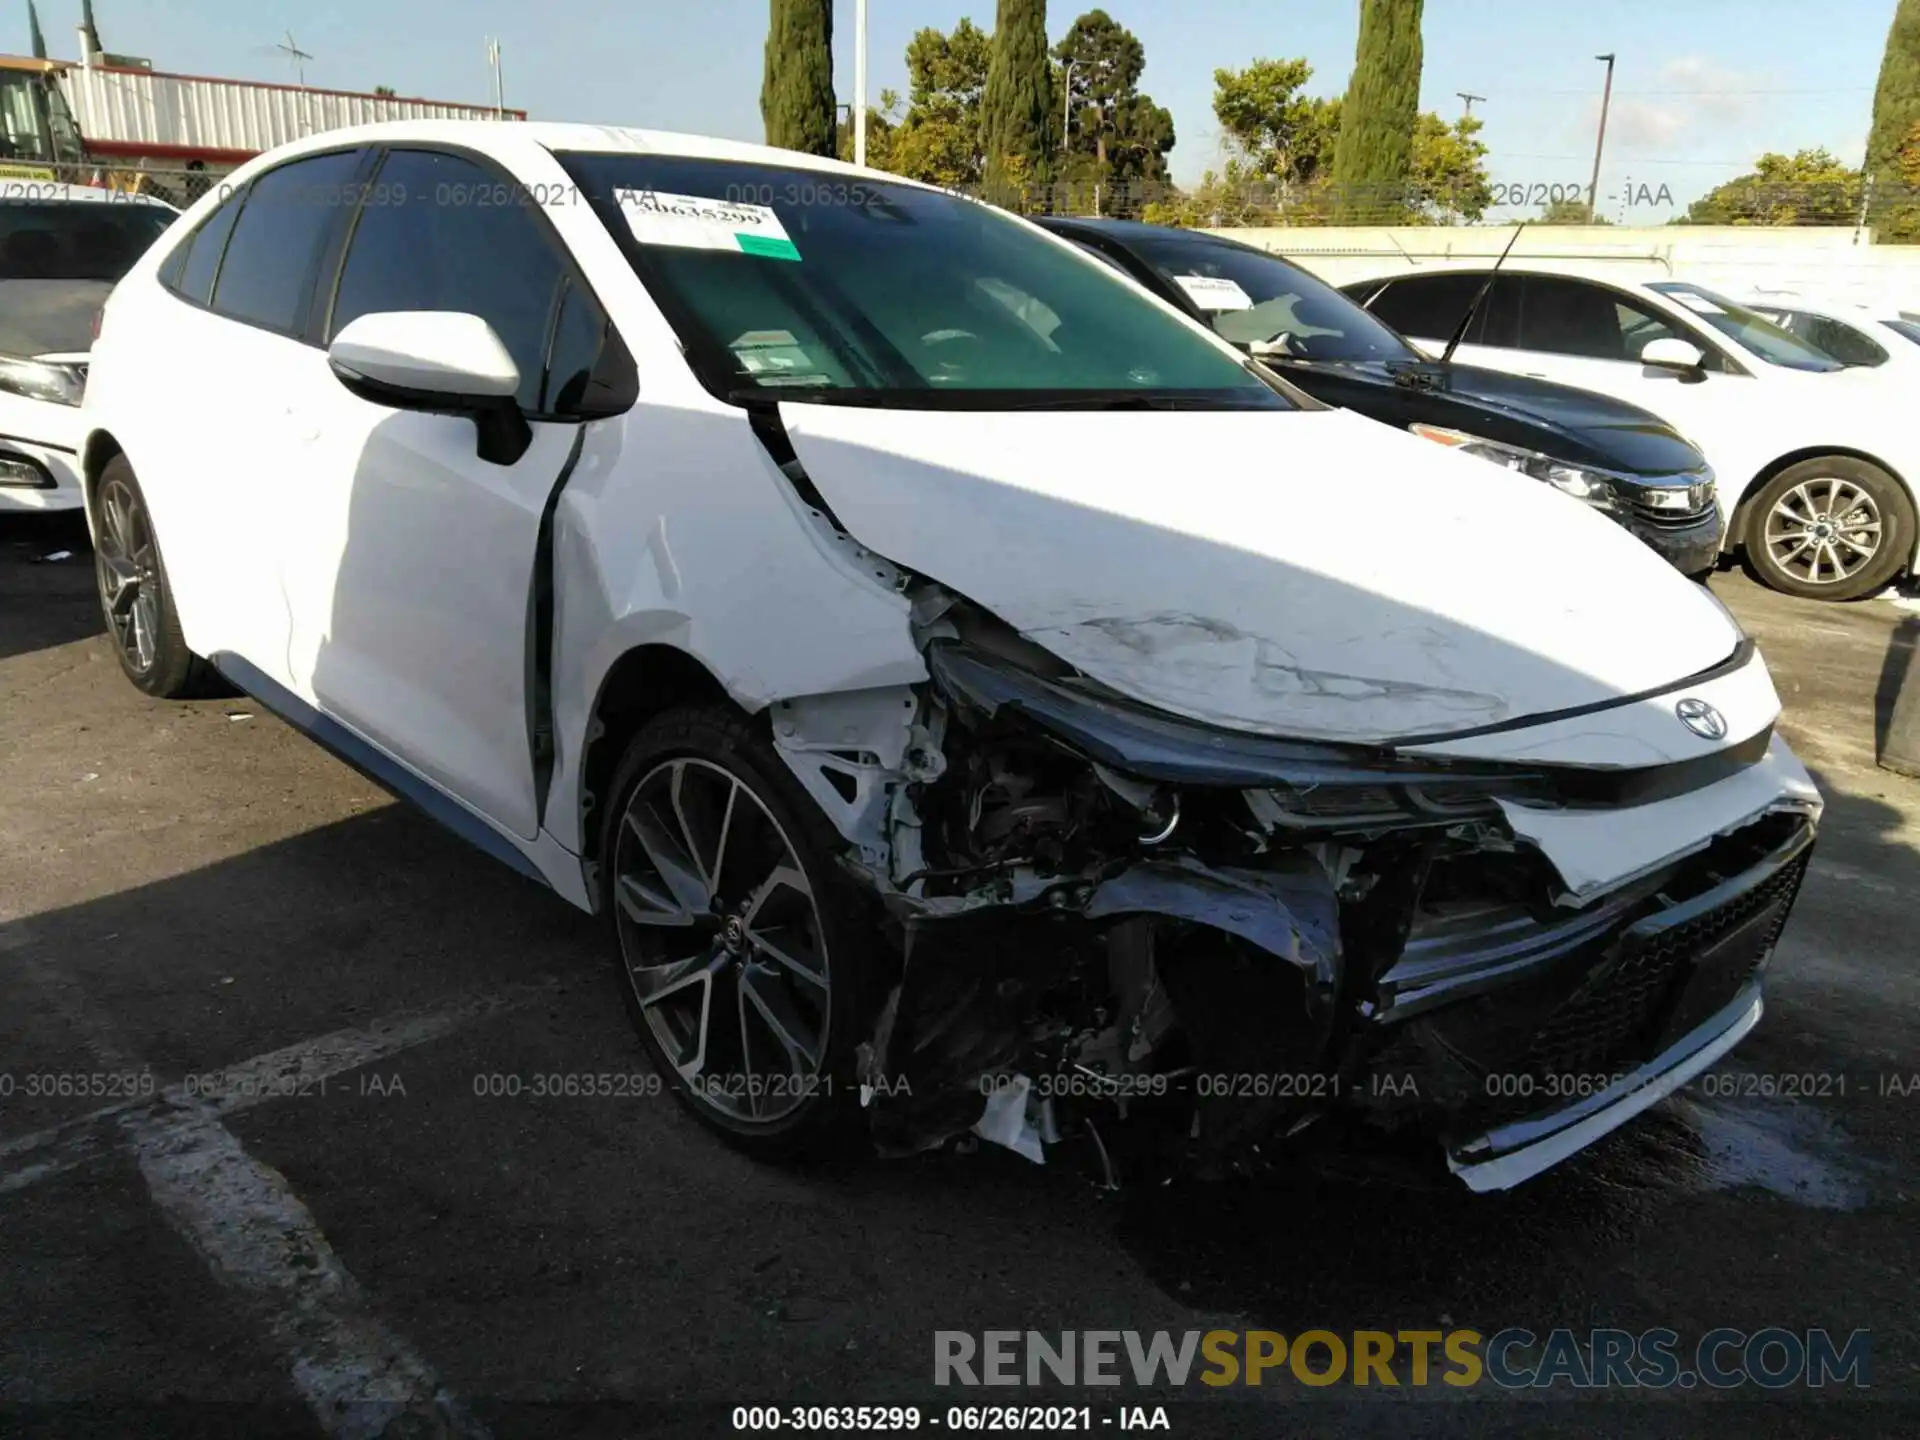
[770,583,1820,1189]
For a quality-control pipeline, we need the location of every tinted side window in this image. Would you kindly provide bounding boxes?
[330,150,564,411]
[1364,273,1487,343]
[171,189,245,306]
[1516,276,1662,362]
[543,279,608,413]
[212,151,362,334]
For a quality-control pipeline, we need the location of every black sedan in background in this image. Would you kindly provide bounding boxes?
[1038,217,1723,576]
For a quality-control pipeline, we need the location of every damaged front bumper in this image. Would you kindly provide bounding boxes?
[776,606,1820,1191]
[1404,813,1814,1191]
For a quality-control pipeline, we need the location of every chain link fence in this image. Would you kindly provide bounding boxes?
[955,176,1920,236]
[0,160,228,210]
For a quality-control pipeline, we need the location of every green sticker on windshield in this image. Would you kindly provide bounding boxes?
[737,233,801,262]
[614,189,803,261]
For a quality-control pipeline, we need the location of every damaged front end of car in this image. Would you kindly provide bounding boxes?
[771,585,1820,1191]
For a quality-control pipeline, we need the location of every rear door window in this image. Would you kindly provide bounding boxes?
[211,150,362,335]
[1362,273,1488,344]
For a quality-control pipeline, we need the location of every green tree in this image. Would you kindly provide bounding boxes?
[80,0,100,55]
[762,0,836,157]
[1538,196,1610,224]
[889,19,993,187]
[27,0,47,60]
[1331,0,1425,217]
[1679,149,1862,226]
[837,89,904,169]
[1211,58,1340,187]
[1410,112,1491,222]
[981,0,1054,201]
[1053,9,1175,204]
[1868,0,1920,197]
[373,84,397,97]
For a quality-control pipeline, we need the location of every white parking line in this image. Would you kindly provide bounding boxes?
[127,1100,491,1439]
[0,980,558,1194]
[1,943,552,1437]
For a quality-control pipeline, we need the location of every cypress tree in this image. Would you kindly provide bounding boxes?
[1331,0,1424,217]
[762,0,836,157]
[981,0,1054,199]
[1867,0,1920,193]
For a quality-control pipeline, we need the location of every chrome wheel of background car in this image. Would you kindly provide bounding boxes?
[1763,478,1882,587]
[611,757,832,1127]
[94,475,161,674]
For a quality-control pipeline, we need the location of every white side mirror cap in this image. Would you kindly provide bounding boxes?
[1641,337,1706,372]
[328,311,519,401]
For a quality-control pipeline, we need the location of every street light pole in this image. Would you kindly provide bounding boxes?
[854,0,869,167]
[1587,53,1616,224]
[1457,92,1483,118]
[1061,59,1079,150]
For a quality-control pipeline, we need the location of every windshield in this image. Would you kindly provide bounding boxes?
[0,200,174,282]
[1647,282,1843,373]
[1882,318,1920,350]
[1107,229,1421,363]
[558,153,1290,411]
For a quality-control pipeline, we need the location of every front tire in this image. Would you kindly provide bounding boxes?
[1743,456,1914,601]
[599,704,879,1161]
[91,455,216,697]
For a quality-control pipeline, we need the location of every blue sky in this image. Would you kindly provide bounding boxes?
[26,0,1897,218]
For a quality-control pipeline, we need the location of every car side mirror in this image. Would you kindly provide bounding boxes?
[1640,337,1706,374]
[328,311,533,466]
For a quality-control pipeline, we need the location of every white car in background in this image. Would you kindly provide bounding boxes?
[1343,261,1920,600]
[76,122,1821,1192]
[1738,290,1920,376]
[0,182,176,512]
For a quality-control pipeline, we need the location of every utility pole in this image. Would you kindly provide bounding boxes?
[1587,53,1616,224]
[1061,58,1079,150]
[854,0,869,167]
[486,38,505,119]
[1457,92,1484,118]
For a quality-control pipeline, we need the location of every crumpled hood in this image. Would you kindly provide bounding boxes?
[779,402,1743,744]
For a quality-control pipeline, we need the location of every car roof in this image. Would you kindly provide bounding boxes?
[1342,257,1674,287]
[234,119,935,191]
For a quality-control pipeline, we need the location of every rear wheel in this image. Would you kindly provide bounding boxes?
[1743,456,1914,601]
[91,456,216,697]
[599,704,878,1160]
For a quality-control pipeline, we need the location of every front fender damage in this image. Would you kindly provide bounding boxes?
[771,582,1372,1180]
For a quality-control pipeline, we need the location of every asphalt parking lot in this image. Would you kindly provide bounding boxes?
[3,508,1918,1439]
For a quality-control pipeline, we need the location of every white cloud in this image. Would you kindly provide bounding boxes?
[1607,57,1765,154]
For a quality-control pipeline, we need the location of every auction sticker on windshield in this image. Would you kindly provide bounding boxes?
[1668,291,1726,316]
[1174,275,1255,312]
[614,189,802,261]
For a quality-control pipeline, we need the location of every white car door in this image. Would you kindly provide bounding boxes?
[274,147,617,841]
[128,149,366,679]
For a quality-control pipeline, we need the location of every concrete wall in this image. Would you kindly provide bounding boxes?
[1204,225,1920,312]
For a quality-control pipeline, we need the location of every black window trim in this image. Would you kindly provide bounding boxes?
[311,140,634,424]
[155,144,376,344]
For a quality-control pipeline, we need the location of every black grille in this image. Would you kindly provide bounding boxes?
[1520,852,1808,1087]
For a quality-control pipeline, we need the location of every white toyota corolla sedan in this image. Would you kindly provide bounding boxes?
[1342,260,1920,601]
[78,122,1822,1191]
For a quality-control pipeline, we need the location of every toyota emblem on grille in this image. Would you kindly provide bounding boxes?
[1676,698,1728,740]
